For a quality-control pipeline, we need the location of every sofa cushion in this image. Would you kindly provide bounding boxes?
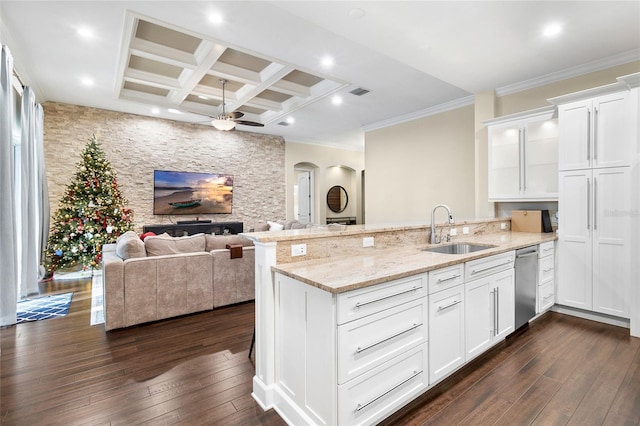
[115,231,147,260]
[205,235,254,251]
[253,223,270,232]
[144,233,206,256]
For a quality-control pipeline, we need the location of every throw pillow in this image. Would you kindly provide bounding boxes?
[115,231,147,260]
[144,233,206,256]
[253,223,270,232]
[139,231,156,241]
[267,221,284,231]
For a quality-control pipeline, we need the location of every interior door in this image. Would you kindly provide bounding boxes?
[296,170,312,224]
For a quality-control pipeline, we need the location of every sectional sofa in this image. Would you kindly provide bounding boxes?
[101,231,254,331]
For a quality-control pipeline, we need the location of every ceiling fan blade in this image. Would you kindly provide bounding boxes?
[226,111,244,119]
[235,120,264,127]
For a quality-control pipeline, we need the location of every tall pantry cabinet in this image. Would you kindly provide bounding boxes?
[551,76,638,319]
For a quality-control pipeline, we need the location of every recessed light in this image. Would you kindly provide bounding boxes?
[198,95,209,100]
[168,108,181,114]
[80,77,94,87]
[321,55,334,68]
[76,26,94,39]
[209,13,224,25]
[286,116,295,124]
[331,95,343,106]
[151,108,160,114]
[543,23,562,38]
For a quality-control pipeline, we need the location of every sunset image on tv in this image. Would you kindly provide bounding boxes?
[153,170,233,215]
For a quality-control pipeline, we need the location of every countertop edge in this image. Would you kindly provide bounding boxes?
[272,232,557,294]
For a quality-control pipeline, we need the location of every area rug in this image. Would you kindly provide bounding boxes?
[16,292,73,324]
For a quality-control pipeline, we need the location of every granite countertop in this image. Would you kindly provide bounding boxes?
[272,231,557,294]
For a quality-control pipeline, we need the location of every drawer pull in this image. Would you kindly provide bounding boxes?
[543,268,553,273]
[437,300,462,312]
[355,370,422,412]
[471,259,513,275]
[437,273,461,283]
[355,323,422,354]
[355,286,420,308]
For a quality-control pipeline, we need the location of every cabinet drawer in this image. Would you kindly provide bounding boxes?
[428,263,464,294]
[539,255,555,284]
[465,251,515,281]
[337,274,427,324]
[338,297,427,384]
[539,241,555,258]
[538,280,555,313]
[338,343,428,426]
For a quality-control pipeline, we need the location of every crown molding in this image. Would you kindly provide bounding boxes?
[496,49,640,97]
[362,95,475,133]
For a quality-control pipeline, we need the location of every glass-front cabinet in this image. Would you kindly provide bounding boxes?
[486,106,558,201]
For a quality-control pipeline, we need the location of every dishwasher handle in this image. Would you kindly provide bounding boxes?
[516,251,538,259]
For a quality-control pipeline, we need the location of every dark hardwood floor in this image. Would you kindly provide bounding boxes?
[2,277,639,425]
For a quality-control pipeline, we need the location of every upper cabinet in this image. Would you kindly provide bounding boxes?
[486,106,558,201]
[556,90,636,171]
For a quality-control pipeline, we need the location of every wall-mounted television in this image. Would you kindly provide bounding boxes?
[153,170,233,215]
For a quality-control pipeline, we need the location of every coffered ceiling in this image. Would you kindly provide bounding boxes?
[118,13,347,128]
[1,1,639,149]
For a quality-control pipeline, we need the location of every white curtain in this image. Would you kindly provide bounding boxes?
[0,45,18,326]
[20,86,47,297]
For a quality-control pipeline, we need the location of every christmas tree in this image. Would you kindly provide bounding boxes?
[47,134,134,271]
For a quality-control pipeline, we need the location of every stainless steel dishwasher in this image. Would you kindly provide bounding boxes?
[515,246,538,329]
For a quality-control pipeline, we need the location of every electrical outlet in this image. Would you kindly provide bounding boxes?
[501,222,507,230]
[291,243,307,256]
[462,227,469,235]
[450,228,457,236]
[362,237,375,247]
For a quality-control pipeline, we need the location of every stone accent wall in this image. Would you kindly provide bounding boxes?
[43,102,286,233]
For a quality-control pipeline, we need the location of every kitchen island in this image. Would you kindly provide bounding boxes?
[243,221,556,425]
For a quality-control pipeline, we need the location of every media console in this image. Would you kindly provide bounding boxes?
[142,221,243,237]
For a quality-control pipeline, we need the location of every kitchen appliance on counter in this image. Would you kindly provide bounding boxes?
[515,246,538,329]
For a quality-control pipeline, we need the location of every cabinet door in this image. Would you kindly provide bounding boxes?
[558,100,591,171]
[592,167,631,318]
[593,91,633,168]
[494,268,515,340]
[557,170,593,310]
[428,285,465,385]
[524,117,558,198]
[488,122,522,199]
[464,278,492,361]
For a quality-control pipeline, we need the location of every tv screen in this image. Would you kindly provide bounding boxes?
[153,170,233,215]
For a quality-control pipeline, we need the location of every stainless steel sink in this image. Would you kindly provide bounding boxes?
[422,243,495,255]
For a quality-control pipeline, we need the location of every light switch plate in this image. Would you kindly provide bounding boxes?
[362,237,374,247]
[450,228,457,236]
[462,227,469,234]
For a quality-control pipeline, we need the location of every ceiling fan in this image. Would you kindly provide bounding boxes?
[210,79,264,131]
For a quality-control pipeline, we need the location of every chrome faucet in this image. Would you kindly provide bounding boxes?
[430,204,454,244]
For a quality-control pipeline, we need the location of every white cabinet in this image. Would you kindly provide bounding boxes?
[558,91,636,171]
[537,241,555,313]
[558,167,632,317]
[554,84,637,321]
[464,253,515,362]
[486,106,558,201]
[274,272,429,426]
[428,283,465,385]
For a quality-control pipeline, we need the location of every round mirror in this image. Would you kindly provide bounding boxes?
[327,185,348,213]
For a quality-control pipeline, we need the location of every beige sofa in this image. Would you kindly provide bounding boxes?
[102,232,254,331]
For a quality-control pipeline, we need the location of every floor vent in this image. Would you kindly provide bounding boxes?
[349,87,370,96]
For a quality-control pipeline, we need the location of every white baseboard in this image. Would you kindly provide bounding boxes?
[552,304,630,329]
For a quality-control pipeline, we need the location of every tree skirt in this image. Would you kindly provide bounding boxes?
[16,293,73,323]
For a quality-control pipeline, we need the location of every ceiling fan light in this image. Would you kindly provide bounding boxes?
[212,116,236,131]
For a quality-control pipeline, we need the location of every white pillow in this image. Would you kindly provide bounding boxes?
[267,221,284,231]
